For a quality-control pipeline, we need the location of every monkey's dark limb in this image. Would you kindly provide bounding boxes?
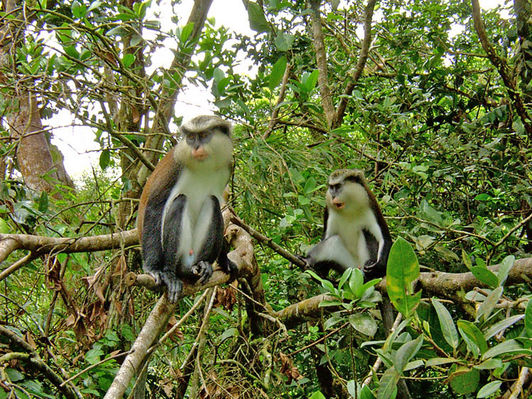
[229,214,308,270]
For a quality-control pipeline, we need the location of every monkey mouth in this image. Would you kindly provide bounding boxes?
[192,150,209,161]
[333,200,345,209]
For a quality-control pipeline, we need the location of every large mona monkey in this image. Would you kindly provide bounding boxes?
[137,115,237,303]
[305,169,392,281]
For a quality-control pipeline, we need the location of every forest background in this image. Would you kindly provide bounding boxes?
[0,0,531,398]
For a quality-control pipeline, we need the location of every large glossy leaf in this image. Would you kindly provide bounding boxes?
[349,313,378,337]
[477,381,502,398]
[476,287,502,322]
[525,298,532,338]
[471,266,498,288]
[496,255,514,286]
[484,314,524,340]
[377,368,399,399]
[268,56,287,91]
[387,238,421,317]
[431,298,459,350]
[457,320,488,355]
[394,335,423,373]
[449,367,479,395]
[246,2,270,33]
[481,339,531,360]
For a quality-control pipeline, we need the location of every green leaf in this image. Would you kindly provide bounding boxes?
[377,368,399,399]
[349,313,378,337]
[431,298,459,350]
[474,358,502,370]
[274,32,295,51]
[471,267,498,288]
[462,250,472,271]
[425,357,459,367]
[496,255,514,286]
[71,0,87,18]
[338,268,352,290]
[180,22,195,43]
[482,339,530,360]
[122,53,135,68]
[394,335,423,373]
[476,381,502,398]
[218,327,238,343]
[99,149,111,170]
[85,348,103,364]
[349,267,364,298]
[64,45,80,59]
[386,237,421,317]
[360,384,376,399]
[449,367,480,395]
[37,191,48,213]
[457,320,488,356]
[6,368,24,382]
[247,2,270,33]
[484,314,524,340]
[476,287,502,322]
[526,299,532,338]
[0,218,9,233]
[302,69,319,93]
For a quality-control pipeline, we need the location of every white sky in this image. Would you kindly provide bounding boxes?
[52,0,509,180]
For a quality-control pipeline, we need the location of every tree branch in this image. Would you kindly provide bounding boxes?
[333,0,377,128]
[0,326,82,399]
[471,0,532,136]
[309,0,336,128]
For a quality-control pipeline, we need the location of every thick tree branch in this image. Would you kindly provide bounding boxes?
[276,257,532,328]
[309,0,336,128]
[333,0,377,128]
[0,229,138,265]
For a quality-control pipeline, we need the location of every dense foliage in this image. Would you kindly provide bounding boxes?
[0,0,530,398]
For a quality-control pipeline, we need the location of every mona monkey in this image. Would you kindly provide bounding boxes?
[306,169,392,281]
[137,115,237,303]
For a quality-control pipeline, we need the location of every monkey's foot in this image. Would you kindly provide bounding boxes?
[161,274,183,303]
[192,261,213,284]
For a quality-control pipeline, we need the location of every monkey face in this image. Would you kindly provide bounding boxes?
[326,169,370,214]
[176,128,233,169]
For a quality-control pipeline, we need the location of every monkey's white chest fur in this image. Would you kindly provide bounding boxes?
[325,209,377,267]
[161,167,229,266]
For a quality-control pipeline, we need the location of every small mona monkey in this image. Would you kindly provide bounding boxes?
[305,169,392,281]
[136,115,237,303]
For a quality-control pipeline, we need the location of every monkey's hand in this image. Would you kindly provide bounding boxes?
[192,261,213,284]
[362,261,383,281]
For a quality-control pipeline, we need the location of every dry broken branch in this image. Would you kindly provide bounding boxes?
[0,326,82,399]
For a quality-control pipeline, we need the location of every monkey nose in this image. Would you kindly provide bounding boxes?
[192,147,208,160]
